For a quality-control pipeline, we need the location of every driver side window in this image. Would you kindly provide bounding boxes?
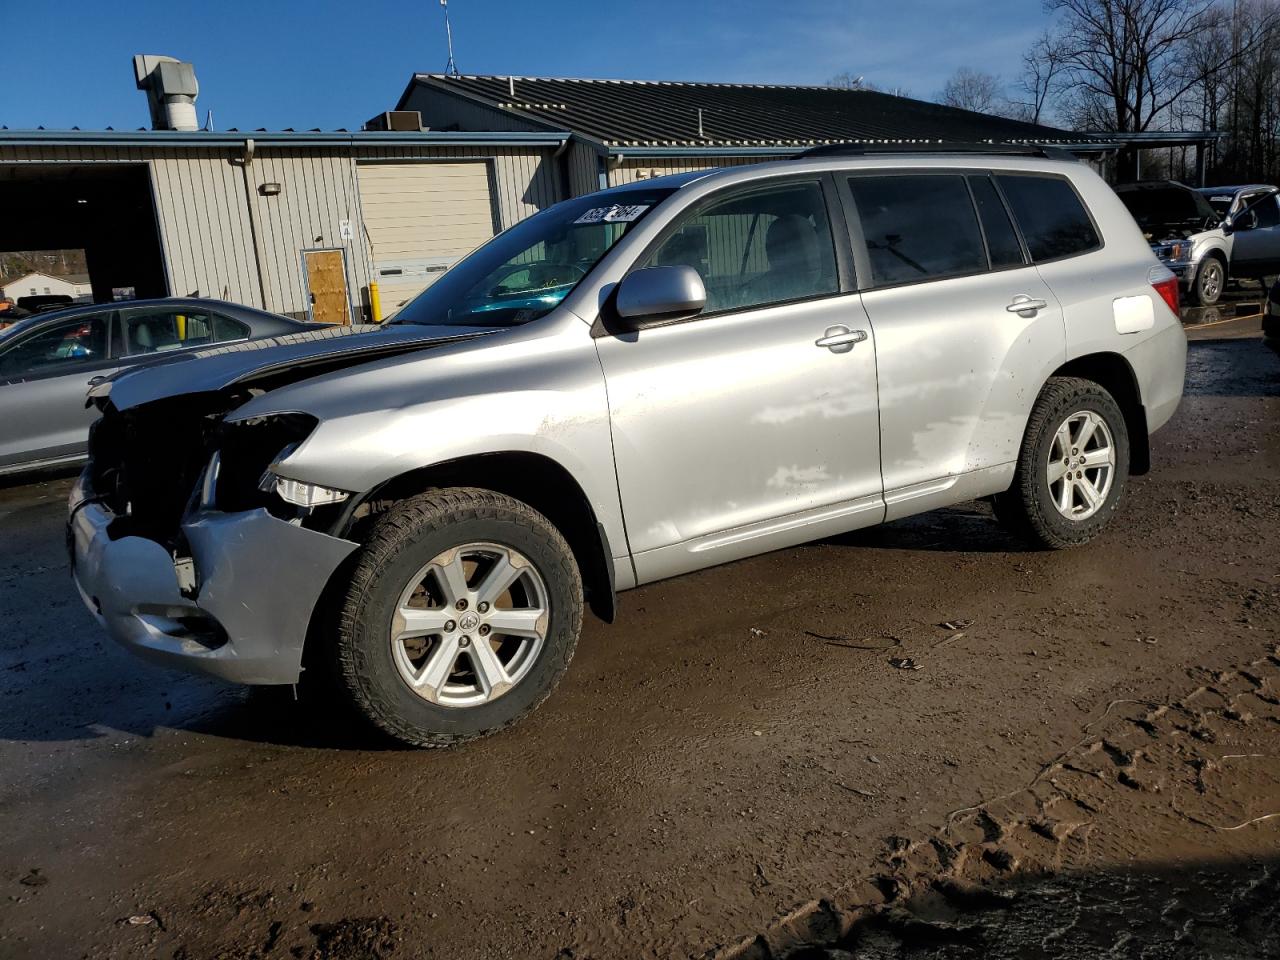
[0,314,109,379]
[640,181,839,314]
[1251,195,1280,229]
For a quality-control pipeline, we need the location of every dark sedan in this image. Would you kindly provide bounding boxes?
[0,298,313,476]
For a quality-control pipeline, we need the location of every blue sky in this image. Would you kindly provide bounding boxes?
[3,0,1047,131]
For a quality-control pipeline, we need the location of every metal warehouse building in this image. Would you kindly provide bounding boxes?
[0,128,571,323]
[1,73,1219,323]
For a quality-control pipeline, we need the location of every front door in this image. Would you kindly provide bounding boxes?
[0,311,116,469]
[303,249,351,325]
[845,171,1068,513]
[1229,192,1280,278]
[595,177,884,584]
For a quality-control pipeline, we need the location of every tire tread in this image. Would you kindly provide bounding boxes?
[994,376,1129,550]
[335,487,582,748]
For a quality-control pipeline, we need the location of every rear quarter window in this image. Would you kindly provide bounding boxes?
[997,175,1101,263]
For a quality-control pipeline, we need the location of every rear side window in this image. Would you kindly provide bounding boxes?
[968,176,1024,269]
[118,308,248,356]
[848,175,985,285]
[996,175,1100,262]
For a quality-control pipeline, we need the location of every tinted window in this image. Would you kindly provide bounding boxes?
[849,175,985,285]
[968,176,1024,269]
[119,308,247,356]
[998,176,1100,262]
[642,181,839,313]
[0,314,108,378]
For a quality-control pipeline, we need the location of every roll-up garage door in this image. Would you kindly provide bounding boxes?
[357,161,498,315]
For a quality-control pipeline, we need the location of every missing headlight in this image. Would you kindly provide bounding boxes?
[214,414,319,515]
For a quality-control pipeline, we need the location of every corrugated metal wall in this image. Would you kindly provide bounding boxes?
[151,148,260,305]
[566,141,602,196]
[1,141,804,322]
[1,141,567,321]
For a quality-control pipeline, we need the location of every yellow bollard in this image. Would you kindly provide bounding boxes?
[369,281,383,323]
[176,314,186,340]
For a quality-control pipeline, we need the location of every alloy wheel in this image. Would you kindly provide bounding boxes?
[390,542,549,708]
[1046,410,1115,521]
[1200,260,1223,303]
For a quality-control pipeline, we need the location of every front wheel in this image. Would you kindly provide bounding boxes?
[333,488,583,747]
[1189,256,1225,306]
[993,377,1130,549]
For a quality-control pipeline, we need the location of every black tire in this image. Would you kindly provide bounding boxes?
[993,377,1129,550]
[1188,254,1225,306]
[333,488,583,747]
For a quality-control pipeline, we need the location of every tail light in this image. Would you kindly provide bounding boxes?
[1152,274,1180,316]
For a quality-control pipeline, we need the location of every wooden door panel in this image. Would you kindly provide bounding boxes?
[304,250,350,325]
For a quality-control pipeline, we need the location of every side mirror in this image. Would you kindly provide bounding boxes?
[614,265,706,329]
[1231,210,1258,232]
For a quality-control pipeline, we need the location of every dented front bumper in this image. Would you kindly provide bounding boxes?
[68,470,358,685]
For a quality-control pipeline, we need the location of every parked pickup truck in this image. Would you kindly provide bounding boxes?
[1114,180,1280,306]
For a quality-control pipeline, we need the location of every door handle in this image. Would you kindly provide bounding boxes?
[815,326,868,353]
[1006,295,1048,316]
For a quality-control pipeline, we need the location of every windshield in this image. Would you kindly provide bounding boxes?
[391,188,676,327]
[1116,184,1218,228]
[1203,193,1235,217]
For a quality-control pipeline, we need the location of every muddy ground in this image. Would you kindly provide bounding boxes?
[1,320,1277,959]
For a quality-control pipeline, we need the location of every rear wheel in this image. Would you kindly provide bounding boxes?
[993,377,1130,549]
[333,488,582,747]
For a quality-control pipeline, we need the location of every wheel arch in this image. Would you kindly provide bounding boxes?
[327,451,619,625]
[1050,352,1149,475]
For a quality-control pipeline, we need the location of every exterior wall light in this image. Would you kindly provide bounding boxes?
[259,182,282,196]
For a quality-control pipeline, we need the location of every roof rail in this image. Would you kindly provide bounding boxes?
[794,142,1079,162]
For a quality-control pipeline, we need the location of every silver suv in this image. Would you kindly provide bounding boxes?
[68,148,1187,746]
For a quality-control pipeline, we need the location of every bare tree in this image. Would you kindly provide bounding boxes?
[1008,31,1067,124]
[826,72,914,98]
[938,67,1003,113]
[1045,0,1274,132]
[827,71,872,90]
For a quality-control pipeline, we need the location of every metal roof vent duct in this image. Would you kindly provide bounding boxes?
[133,55,200,131]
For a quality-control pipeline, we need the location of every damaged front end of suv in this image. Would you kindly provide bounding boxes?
[68,324,483,684]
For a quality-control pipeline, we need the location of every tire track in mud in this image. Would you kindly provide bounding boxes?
[713,642,1280,959]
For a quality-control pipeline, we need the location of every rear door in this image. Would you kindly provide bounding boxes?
[843,170,1066,516]
[0,311,116,469]
[1228,191,1280,277]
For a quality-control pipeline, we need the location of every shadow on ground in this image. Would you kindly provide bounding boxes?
[779,856,1280,960]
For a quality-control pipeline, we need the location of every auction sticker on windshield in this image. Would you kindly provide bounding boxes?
[574,204,649,225]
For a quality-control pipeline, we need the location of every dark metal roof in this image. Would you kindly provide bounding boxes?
[0,128,568,149]
[404,74,1102,149]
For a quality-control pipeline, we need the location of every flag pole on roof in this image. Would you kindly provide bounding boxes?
[441,0,460,78]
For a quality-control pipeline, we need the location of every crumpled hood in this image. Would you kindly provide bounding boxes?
[100,323,498,411]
